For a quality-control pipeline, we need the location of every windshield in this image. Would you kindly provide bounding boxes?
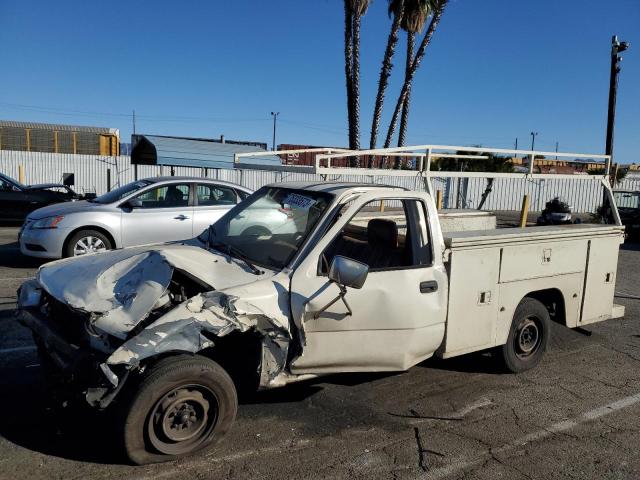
[92,180,154,204]
[0,174,24,190]
[201,187,334,270]
[614,192,640,210]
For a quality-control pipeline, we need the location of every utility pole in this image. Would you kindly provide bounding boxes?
[555,141,559,160]
[514,137,518,159]
[605,35,629,160]
[270,112,280,151]
[132,109,136,135]
[529,132,538,171]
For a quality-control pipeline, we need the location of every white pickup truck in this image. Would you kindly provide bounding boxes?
[18,179,625,464]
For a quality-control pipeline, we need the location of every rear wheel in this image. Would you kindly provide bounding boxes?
[500,297,550,373]
[119,355,237,465]
[65,229,112,257]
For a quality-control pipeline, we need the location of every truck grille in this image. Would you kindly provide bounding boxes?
[43,293,90,347]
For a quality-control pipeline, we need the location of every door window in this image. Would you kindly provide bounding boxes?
[322,199,432,272]
[0,178,13,191]
[196,184,238,206]
[134,184,190,208]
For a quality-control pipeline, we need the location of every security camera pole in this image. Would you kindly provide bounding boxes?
[605,35,629,160]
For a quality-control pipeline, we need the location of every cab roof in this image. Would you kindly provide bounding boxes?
[264,181,407,195]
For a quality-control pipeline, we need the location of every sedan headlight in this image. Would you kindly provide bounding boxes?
[31,215,65,229]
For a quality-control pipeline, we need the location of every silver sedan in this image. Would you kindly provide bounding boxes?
[19,177,252,258]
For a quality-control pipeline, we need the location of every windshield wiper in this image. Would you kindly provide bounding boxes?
[210,241,263,275]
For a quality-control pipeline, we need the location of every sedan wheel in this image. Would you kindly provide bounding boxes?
[64,229,113,258]
[74,235,107,256]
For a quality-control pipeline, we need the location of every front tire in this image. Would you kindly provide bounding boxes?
[500,297,550,373]
[120,355,238,465]
[65,229,112,257]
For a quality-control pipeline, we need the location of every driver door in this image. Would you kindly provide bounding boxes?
[289,191,448,374]
[120,182,194,247]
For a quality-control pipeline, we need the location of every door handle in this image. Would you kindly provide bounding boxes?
[420,280,438,294]
[174,215,190,220]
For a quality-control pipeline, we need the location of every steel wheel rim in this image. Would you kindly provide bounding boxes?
[73,236,106,256]
[515,317,541,358]
[147,384,219,456]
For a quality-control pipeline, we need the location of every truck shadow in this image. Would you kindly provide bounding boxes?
[419,350,503,374]
[0,360,123,464]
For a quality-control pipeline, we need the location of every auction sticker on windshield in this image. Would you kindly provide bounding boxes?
[283,193,317,210]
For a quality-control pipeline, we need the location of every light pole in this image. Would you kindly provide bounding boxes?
[605,35,629,160]
[530,131,538,151]
[270,112,280,151]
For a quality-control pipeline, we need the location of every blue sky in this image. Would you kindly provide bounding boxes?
[0,0,638,163]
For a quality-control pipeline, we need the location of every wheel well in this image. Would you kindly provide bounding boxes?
[524,288,567,326]
[63,225,116,254]
[199,331,263,397]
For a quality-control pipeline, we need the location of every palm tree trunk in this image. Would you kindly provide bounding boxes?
[397,32,415,147]
[344,1,355,150]
[394,31,415,168]
[368,8,403,162]
[350,12,362,166]
[383,1,446,149]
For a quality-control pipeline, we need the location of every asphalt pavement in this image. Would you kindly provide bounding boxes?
[0,226,639,479]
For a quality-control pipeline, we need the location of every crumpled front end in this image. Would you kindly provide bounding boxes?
[17,245,296,410]
[105,290,292,390]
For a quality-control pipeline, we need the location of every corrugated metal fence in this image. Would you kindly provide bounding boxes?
[2,150,640,213]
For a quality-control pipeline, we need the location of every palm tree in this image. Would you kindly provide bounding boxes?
[393,0,434,168]
[344,0,371,165]
[344,1,355,150]
[383,0,447,150]
[368,0,405,160]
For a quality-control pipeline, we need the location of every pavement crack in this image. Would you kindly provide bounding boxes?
[412,426,445,473]
[413,427,428,472]
[605,344,640,363]
[558,383,585,400]
[489,449,535,479]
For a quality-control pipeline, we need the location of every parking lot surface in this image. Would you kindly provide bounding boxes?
[0,226,639,479]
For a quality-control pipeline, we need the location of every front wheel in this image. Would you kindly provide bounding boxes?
[120,355,238,465]
[500,297,550,373]
[65,229,112,257]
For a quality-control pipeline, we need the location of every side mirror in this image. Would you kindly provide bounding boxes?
[313,255,369,319]
[123,198,143,209]
[328,255,368,289]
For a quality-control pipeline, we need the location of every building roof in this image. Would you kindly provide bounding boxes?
[131,134,281,168]
[0,119,118,135]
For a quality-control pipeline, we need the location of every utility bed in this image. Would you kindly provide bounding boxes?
[440,223,625,358]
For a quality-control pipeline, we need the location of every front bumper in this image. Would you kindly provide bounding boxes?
[17,301,127,409]
[19,226,70,259]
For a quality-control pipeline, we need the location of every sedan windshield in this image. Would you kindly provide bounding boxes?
[201,187,333,270]
[91,180,154,204]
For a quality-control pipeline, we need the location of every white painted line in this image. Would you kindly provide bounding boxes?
[424,391,640,479]
[0,346,36,355]
[452,397,493,418]
[132,439,313,480]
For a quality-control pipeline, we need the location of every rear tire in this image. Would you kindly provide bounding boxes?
[119,355,237,465]
[64,229,112,257]
[500,297,550,373]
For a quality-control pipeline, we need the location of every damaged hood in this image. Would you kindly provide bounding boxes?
[37,243,275,339]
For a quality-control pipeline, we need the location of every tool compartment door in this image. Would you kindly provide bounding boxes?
[581,236,620,325]
[442,246,500,357]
